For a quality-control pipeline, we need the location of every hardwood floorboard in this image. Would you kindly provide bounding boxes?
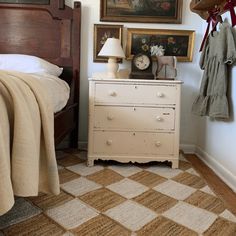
[185,153,236,215]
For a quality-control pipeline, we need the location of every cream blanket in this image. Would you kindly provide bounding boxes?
[0,70,60,215]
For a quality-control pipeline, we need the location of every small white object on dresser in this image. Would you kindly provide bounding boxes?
[88,78,182,168]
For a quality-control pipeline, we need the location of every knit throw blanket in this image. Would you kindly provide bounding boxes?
[0,70,60,215]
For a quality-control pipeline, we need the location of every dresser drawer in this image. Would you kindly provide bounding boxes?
[93,131,174,155]
[95,83,177,105]
[94,106,175,131]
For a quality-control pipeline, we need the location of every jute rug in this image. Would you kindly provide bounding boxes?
[0,151,235,236]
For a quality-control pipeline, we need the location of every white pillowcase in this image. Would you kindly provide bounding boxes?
[0,54,63,76]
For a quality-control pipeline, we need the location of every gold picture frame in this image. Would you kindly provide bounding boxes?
[126,28,195,62]
[0,0,49,3]
[100,0,183,24]
[94,24,123,63]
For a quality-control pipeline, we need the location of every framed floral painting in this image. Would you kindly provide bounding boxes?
[100,0,183,23]
[126,28,195,62]
[94,24,123,63]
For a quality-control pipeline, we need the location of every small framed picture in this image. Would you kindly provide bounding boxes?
[126,28,195,62]
[94,24,123,63]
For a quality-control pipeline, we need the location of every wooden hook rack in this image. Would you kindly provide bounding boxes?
[190,0,227,19]
[192,0,226,11]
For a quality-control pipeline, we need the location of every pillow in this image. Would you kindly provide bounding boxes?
[0,54,63,76]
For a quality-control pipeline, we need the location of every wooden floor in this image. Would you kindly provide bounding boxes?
[186,153,236,215]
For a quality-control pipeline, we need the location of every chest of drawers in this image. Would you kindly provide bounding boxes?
[88,78,182,168]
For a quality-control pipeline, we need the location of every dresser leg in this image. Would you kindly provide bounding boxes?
[172,160,179,169]
[87,159,94,167]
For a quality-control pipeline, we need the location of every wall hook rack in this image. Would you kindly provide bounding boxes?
[190,0,228,19]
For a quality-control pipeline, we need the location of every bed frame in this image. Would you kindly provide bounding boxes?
[0,0,81,148]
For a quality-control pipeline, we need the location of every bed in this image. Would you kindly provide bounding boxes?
[0,0,81,215]
[0,0,81,148]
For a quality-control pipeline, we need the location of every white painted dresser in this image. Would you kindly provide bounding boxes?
[88,78,182,168]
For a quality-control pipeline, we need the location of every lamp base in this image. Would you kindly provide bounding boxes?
[107,58,118,79]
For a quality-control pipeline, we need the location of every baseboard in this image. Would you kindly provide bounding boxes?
[180,144,196,154]
[78,141,88,151]
[195,146,236,192]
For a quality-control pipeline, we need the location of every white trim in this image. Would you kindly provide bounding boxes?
[195,146,236,193]
[180,143,196,154]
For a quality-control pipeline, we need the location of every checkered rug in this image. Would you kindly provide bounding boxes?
[0,151,236,236]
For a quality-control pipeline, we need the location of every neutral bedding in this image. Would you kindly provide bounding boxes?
[28,73,70,113]
[0,70,60,215]
[0,54,70,113]
[0,73,70,113]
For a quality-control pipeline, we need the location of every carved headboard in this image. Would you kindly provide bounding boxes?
[0,0,81,64]
[0,0,81,100]
[0,0,81,146]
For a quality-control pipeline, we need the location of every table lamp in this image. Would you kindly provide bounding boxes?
[98,38,125,79]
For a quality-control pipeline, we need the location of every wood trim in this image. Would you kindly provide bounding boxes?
[58,0,65,9]
[0,0,72,19]
[190,0,228,20]
[185,153,236,215]
[192,0,225,11]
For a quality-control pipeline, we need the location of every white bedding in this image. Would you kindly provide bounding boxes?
[28,73,70,113]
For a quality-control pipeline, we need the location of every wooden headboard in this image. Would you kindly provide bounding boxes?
[0,0,81,99]
[0,0,81,146]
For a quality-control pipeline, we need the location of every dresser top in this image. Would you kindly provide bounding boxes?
[89,78,183,84]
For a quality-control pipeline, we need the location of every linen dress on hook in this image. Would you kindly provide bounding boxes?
[192,22,236,119]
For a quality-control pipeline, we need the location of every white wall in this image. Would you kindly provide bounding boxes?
[70,0,203,148]
[196,12,236,192]
[67,0,236,191]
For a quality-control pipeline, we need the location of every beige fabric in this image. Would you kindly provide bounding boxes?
[0,70,60,216]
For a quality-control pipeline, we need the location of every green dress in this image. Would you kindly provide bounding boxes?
[192,22,236,119]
